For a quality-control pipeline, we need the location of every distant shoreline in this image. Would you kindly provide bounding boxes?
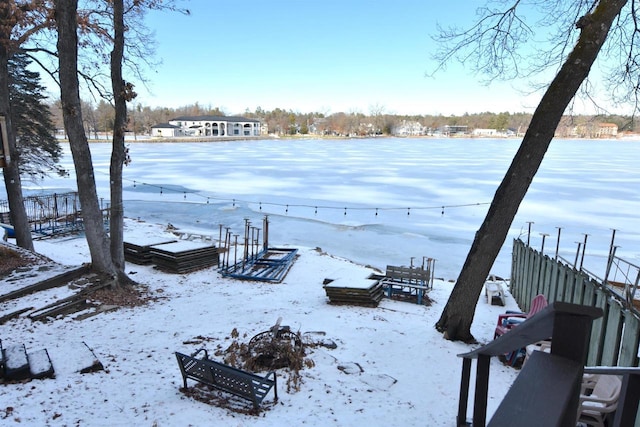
[58,133,634,143]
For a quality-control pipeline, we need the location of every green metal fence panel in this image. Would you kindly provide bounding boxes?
[601,301,624,366]
[512,238,639,369]
[548,259,559,302]
[528,253,542,311]
[587,288,609,366]
[619,311,640,367]
[565,270,575,303]
[511,239,525,302]
[510,239,519,300]
[572,274,585,305]
[558,269,571,303]
[583,279,596,308]
[522,245,535,308]
[541,257,553,299]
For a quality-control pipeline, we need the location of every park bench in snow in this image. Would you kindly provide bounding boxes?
[381,265,431,304]
[175,348,277,409]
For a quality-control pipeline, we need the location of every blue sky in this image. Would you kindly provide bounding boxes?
[134,1,557,115]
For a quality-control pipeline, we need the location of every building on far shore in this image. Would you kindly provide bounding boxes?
[596,122,618,138]
[151,115,261,138]
[567,122,619,138]
[438,125,469,137]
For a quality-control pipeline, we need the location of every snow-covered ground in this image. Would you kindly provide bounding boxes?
[1,219,519,426]
[1,137,638,425]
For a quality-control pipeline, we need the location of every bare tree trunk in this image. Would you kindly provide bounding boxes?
[0,36,33,251]
[109,0,126,279]
[435,0,628,342]
[55,0,116,276]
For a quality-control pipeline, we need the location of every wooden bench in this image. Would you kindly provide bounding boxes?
[175,348,277,409]
[381,265,431,304]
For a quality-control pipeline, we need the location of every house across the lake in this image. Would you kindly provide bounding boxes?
[151,115,262,138]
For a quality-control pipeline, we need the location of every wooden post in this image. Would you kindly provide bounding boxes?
[604,229,617,284]
[613,372,640,427]
[263,215,269,251]
[579,234,589,270]
[526,221,534,246]
[555,227,562,260]
[472,354,490,426]
[457,358,472,426]
[540,233,549,256]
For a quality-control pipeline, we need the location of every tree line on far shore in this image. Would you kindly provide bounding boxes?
[47,100,636,138]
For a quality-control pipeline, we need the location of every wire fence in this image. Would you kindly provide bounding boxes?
[0,192,110,238]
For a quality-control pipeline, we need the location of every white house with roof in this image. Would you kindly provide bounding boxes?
[393,120,425,136]
[150,123,180,137]
[151,115,261,138]
[596,123,618,138]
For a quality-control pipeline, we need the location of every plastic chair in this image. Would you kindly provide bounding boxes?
[494,294,548,339]
[576,374,622,427]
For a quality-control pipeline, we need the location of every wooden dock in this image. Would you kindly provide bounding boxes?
[123,237,177,264]
[149,241,219,274]
[323,271,383,307]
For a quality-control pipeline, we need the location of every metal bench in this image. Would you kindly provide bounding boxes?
[175,348,278,409]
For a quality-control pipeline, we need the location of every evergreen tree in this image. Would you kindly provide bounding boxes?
[9,52,64,178]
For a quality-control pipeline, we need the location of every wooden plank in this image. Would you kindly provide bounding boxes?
[29,298,89,322]
[618,311,640,367]
[151,244,219,273]
[488,352,582,427]
[518,247,536,304]
[564,270,576,303]
[600,301,623,366]
[0,265,90,303]
[582,279,596,308]
[0,306,34,325]
[538,255,548,296]
[510,240,521,301]
[324,281,384,307]
[457,358,472,426]
[325,289,383,300]
[527,249,539,311]
[587,288,608,366]
[385,265,430,283]
[509,239,524,300]
[541,257,553,299]
[612,371,640,427]
[27,281,111,321]
[473,355,490,426]
[557,269,568,303]
[572,274,585,305]
[548,260,559,302]
[124,238,177,264]
[514,245,526,307]
[515,240,529,304]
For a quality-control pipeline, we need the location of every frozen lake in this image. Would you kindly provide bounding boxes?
[6,137,640,280]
